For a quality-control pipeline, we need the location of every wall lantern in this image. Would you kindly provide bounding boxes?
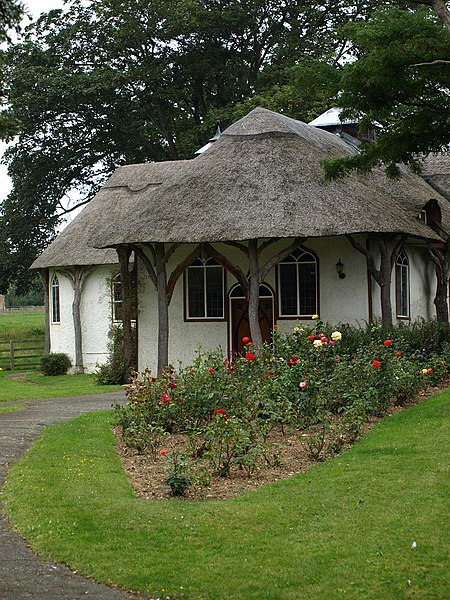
[335,259,345,279]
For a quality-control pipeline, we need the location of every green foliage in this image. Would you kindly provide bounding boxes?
[163,450,192,497]
[94,325,135,385]
[324,6,450,179]
[39,352,72,376]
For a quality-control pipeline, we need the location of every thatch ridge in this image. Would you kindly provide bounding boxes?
[89,108,446,248]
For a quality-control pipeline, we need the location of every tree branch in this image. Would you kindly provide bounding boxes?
[166,244,202,304]
[132,244,157,288]
[203,242,250,297]
[260,237,305,281]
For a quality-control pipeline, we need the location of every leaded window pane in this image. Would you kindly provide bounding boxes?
[298,262,316,315]
[188,267,205,317]
[206,266,223,318]
[51,276,60,323]
[280,263,298,315]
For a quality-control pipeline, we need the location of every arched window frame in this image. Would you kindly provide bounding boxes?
[111,273,123,323]
[395,249,410,319]
[277,247,318,318]
[111,272,137,323]
[51,274,60,324]
[185,257,225,321]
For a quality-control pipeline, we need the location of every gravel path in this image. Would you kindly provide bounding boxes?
[0,392,147,600]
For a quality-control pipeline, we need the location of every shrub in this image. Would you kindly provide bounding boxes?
[40,353,72,376]
[116,318,450,483]
[94,325,136,385]
[163,451,192,497]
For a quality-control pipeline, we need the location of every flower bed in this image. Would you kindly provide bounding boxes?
[115,319,450,498]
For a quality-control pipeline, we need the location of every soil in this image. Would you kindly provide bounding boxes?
[114,381,448,502]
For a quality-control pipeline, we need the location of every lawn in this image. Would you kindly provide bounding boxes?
[2,390,449,599]
[0,370,122,403]
[0,312,45,340]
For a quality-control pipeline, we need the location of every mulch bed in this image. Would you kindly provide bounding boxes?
[114,381,448,501]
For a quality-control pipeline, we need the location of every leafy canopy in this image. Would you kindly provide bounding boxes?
[1,0,382,292]
[324,6,450,179]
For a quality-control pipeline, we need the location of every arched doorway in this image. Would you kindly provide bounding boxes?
[228,283,275,355]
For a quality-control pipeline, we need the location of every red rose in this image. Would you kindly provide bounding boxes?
[372,360,382,369]
[208,367,215,373]
[223,360,228,365]
[160,449,167,456]
[266,371,275,377]
[151,377,157,382]
[168,382,176,389]
[160,393,171,403]
[214,408,228,421]
[307,335,315,341]
[395,351,402,357]
[384,340,393,347]
[246,341,253,347]
[245,352,255,361]
[242,336,250,344]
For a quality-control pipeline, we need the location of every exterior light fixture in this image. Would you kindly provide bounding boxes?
[335,259,345,279]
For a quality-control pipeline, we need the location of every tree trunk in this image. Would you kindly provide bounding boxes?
[247,239,263,347]
[429,245,449,324]
[432,0,450,33]
[39,269,50,354]
[155,243,169,375]
[72,267,84,374]
[117,246,135,380]
[380,250,393,328]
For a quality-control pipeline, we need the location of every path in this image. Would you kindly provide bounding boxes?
[0,392,147,600]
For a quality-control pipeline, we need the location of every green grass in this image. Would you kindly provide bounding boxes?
[0,370,122,402]
[0,312,45,340]
[2,392,449,600]
[0,404,24,414]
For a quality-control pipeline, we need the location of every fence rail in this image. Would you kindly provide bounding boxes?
[0,306,45,315]
[0,338,44,371]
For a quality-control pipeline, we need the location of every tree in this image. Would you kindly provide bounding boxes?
[0,0,25,42]
[324,6,450,180]
[0,0,381,293]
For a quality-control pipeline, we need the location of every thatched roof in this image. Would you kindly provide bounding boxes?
[33,108,448,269]
[89,108,446,248]
[30,162,184,269]
[421,153,450,202]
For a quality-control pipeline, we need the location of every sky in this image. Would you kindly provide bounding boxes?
[0,0,66,206]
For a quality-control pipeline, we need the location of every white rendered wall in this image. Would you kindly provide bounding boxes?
[370,241,436,324]
[137,237,372,371]
[49,265,117,373]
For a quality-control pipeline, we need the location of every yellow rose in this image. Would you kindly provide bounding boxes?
[313,339,323,348]
[312,314,319,320]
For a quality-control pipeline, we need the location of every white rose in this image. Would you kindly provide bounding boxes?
[331,331,342,341]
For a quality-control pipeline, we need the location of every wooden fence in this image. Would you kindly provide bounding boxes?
[0,338,45,371]
[0,306,45,315]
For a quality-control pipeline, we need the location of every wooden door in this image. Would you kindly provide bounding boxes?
[230,295,274,355]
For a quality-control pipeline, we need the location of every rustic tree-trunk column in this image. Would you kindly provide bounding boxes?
[117,246,134,380]
[155,243,169,375]
[72,268,84,373]
[347,234,405,328]
[429,244,449,324]
[39,268,50,354]
[379,239,394,328]
[247,239,263,347]
[63,266,93,374]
